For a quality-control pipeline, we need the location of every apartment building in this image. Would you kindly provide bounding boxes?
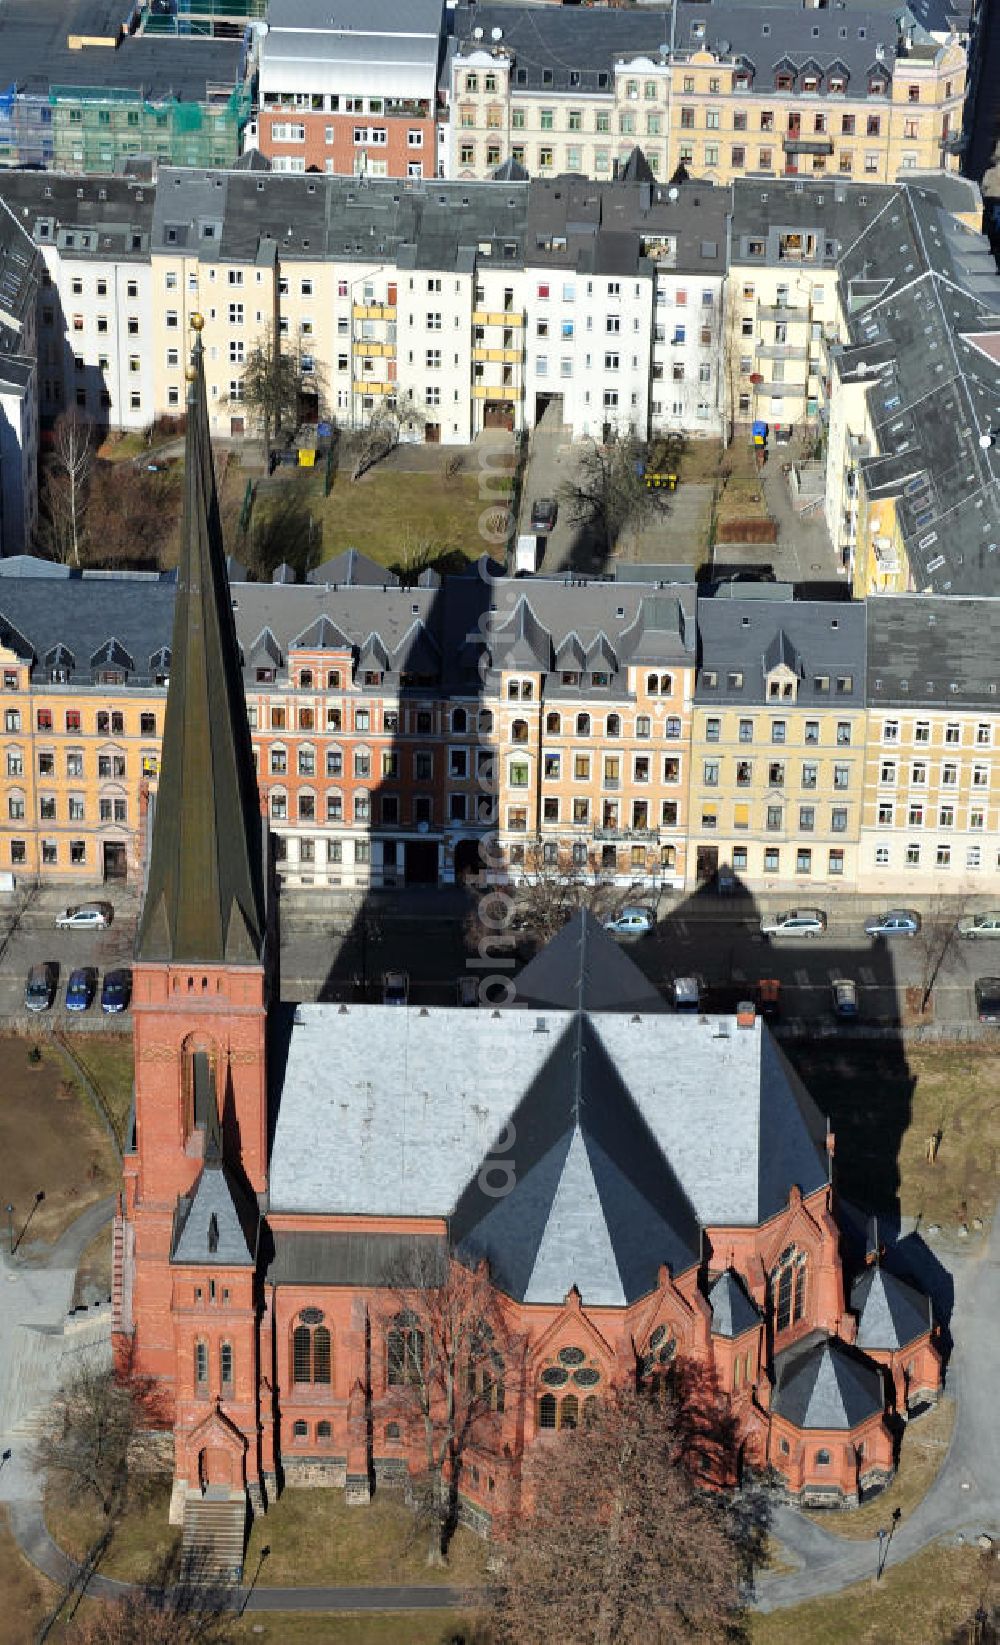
[0,567,171,881]
[253,0,441,180]
[0,197,40,555]
[448,2,966,189]
[688,592,867,891]
[485,576,698,891]
[861,596,1000,891]
[726,179,893,438]
[0,173,156,437]
[821,173,1000,597]
[149,168,527,440]
[526,169,728,440]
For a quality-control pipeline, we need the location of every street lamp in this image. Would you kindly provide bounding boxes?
[5,1203,13,1256]
[875,1525,887,1581]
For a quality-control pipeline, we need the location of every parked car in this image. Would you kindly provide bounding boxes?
[382,970,410,1007]
[530,497,558,533]
[755,978,782,1019]
[604,905,656,939]
[864,908,921,938]
[974,977,1000,1024]
[759,908,827,938]
[101,968,132,1014]
[25,961,57,1013]
[65,966,97,1012]
[957,911,1000,940]
[55,902,112,930]
[672,975,701,1012]
[831,978,860,1020]
[455,976,479,1007]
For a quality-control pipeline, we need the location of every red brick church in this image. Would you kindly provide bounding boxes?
[113,323,942,1535]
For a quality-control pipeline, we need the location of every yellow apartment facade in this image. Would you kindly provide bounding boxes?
[687,596,867,891]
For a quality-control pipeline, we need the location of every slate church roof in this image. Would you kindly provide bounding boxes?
[708,1270,762,1338]
[772,1333,884,1430]
[269,915,830,1308]
[851,1264,932,1351]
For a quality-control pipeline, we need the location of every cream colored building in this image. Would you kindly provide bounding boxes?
[448,6,967,188]
[861,597,1000,891]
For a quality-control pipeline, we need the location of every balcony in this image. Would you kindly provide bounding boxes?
[755,343,810,362]
[473,309,523,328]
[352,303,396,321]
[757,302,808,320]
[353,339,396,358]
[472,346,522,365]
[782,136,834,156]
[352,379,393,396]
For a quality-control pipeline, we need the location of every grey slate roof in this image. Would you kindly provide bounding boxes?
[696,596,866,706]
[514,911,666,1015]
[454,1,936,93]
[452,1014,702,1306]
[306,549,399,588]
[268,929,830,1305]
[772,1332,885,1430]
[153,168,528,273]
[528,175,729,279]
[172,1150,258,1268]
[0,577,174,684]
[833,183,1000,596]
[866,594,1000,709]
[708,1270,762,1338]
[851,1264,932,1350]
[0,172,154,265]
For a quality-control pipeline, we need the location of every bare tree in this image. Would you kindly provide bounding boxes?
[348,390,426,482]
[38,411,94,565]
[559,432,668,557]
[467,841,627,952]
[376,1248,519,1564]
[35,1359,165,1523]
[910,894,963,1016]
[241,326,309,468]
[73,1545,238,1644]
[488,1382,748,1645]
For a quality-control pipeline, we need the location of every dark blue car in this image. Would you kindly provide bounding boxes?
[65,966,97,1012]
[101,968,132,1014]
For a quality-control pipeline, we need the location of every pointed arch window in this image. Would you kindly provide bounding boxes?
[772,1245,808,1333]
[387,1313,425,1387]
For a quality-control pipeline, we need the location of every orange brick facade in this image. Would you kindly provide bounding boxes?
[257,111,435,179]
[116,955,941,1524]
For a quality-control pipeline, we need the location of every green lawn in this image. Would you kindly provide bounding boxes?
[0,1035,119,1246]
[780,1041,1000,1225]
[243,464,510,579]
[45,1480,181,1583]
[751,1542,997,1645]
[57,1032,133,1151]
[244,1487,488,1589]
[231,1615,480,1644]
[812,1399,954,1541]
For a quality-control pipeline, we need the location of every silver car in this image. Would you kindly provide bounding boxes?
[957,911,1000,940]
[759,908,827,938]
[55,902,112,930]
[864,908,921,938]
[604,906,656,938]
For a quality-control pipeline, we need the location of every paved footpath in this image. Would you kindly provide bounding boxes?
[3,1200,996,1616]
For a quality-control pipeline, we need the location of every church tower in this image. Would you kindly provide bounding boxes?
[115,316,271,1513]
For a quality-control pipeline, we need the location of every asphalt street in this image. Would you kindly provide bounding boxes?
[6,883,1000,1035]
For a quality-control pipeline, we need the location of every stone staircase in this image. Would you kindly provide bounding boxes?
[0,1315,111,1439]
[181,1495,247,1584]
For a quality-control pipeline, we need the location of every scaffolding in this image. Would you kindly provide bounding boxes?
[142,0,266,38]
[34,79,251,172]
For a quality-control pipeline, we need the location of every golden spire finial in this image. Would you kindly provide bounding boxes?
[190,311,205,332]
